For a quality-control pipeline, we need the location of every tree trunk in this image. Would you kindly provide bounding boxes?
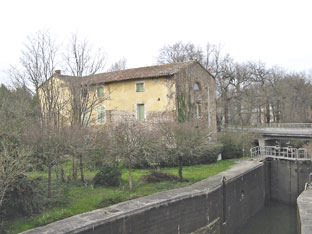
[60,164,66,183]
[224,100,229,128]
[237,98,243,126]
[72,155,77,182]
[265,100,270,123]
[276,100,280,123]
[48,165,52,198]
[128,159,133,191]
[79,153,85,184]
[178,155,183,181]
[55,165,59,181]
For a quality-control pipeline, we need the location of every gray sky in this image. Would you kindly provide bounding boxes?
[0,0,311,84]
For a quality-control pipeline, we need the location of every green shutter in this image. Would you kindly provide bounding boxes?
[137,104,144,121]
[97,105,105,123]
[97,86,104,97]
[195,103,200,119]
[136,83,144,92]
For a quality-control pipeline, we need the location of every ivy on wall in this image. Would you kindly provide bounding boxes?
[177,92,188,122]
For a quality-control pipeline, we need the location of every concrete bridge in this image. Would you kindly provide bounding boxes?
[229,123,312,148]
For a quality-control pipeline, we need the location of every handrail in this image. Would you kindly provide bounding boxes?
[250,146,310,159]
[256,123,312,129]
[222,123,312,130]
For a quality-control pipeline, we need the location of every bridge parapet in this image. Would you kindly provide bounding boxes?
[256,123,312,129]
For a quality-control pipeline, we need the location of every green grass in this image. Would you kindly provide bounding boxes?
[5,160,235,233]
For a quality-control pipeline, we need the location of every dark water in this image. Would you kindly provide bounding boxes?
[234,201,298,234]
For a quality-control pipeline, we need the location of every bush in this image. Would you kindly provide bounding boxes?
[93,165,121,187]
[142,171,178,183]
[219,131,255,159]
[130,144,223,169]
[198,144,223,164]
[1,175,45,219]
[122,144,223,169]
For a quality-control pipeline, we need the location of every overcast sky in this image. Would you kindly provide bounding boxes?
[0,0,311,84]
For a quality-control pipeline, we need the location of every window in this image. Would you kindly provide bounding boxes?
[137,104,145,121]
[195,103,201,119]
[97,105,106,124]
[136,82,144,92]
[194,82,200,91]
[97,86,104,97]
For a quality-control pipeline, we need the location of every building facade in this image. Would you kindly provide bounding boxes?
[39,61,217,134]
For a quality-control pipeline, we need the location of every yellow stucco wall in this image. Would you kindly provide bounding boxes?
[106,78,175,111]
[39,77,72,123]
[39,76,176,126]
[88,77,176,124]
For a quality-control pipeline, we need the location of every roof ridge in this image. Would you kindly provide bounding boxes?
[83,61,195,78]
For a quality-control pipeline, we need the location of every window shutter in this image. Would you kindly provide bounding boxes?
[137,104,144,121]
[97,105,105,123]
[97,86,104,97]
[195,103,200,119]
[136,83,144,92]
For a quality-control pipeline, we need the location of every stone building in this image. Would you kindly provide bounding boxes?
[39,61,217,133]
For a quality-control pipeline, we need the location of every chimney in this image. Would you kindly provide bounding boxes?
[207,67,211,73]
[55,70,61,75]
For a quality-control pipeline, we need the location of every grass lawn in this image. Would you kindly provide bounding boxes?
[5,160,235,233]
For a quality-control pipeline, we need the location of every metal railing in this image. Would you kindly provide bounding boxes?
[250,146,310,159]
[222,123,312,132]
[256,123,312,129]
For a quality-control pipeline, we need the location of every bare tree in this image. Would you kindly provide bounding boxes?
[108,58,127,72]
[64,126,98,184]
[0,137,31,214]
[109,121,152,191]
[63,33,106,77]
[157,42,204,64]
[160,121,210,181]
[248,61,272,123]
[214,54,236,127]
[33,72,68,196]
[10,30,58,95]
[0,85,34,213]
[62,33,108,180]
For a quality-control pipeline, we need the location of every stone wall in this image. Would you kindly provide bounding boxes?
[174,63,217,135]
[107,109,176,123]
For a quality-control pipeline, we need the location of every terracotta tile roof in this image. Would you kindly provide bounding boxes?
[83,61,196,85]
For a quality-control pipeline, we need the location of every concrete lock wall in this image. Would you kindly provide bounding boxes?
[297,188,312,234]
[22,158,312,234]
[266,159,312,204]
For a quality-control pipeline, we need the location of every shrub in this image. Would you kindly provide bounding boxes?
[219,131,255,159]
[131,144,223,169]
[93,165,121,187]
[1,175,45,219]
[142,171,178,183]
[198,144,223,164]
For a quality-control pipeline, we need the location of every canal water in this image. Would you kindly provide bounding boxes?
[234,201,298,234]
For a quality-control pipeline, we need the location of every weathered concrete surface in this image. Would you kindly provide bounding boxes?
[252,127,312,139]
[190,218,220,234]
[21,159,264,234]
[297,188,312,234]
[268,159,312,204]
